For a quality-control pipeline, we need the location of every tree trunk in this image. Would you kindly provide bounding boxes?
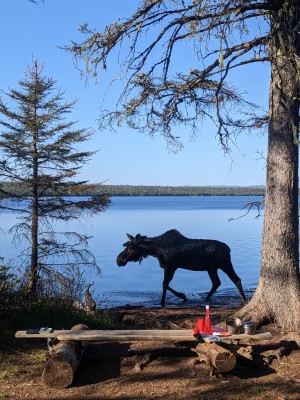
[28,110,39,295]
[236,1,300,330]
[28,196,38,295]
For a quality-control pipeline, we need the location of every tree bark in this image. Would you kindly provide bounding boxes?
[236,0,300,330]
[28,104,39,295]
[42,324,89,389]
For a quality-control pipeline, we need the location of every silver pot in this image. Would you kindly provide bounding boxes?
[226,317,243,334]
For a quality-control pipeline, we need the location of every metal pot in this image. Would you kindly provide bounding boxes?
[226,317,243,334]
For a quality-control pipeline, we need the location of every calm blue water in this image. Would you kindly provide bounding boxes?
[0,196,264,308]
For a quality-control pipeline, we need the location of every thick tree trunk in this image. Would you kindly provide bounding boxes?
[236,1,300,330]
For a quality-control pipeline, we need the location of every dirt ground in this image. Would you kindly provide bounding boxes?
[1,305,300,400]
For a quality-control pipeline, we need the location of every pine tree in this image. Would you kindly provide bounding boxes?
[0,60,110,296]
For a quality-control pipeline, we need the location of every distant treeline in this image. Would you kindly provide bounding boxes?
[97,185,265,196]
[0,182,266,197]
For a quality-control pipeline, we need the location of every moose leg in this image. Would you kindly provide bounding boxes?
[205,269,221,300]
[161,268,186,307]
[167,286,187,301]
[221,263,247,304]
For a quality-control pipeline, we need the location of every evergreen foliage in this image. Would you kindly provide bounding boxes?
[0,60,110,296]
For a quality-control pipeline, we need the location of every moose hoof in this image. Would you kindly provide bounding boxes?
[178,293,187,301]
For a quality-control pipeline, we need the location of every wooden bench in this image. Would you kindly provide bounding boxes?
[15,329,273,342]
[15,329,272,388]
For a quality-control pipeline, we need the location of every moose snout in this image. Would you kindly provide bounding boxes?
[116,255,127,267]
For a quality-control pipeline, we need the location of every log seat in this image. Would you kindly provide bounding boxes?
[15,329,272,342]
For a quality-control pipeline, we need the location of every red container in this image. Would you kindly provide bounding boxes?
[197,318,205,332]
[204,305,212,334]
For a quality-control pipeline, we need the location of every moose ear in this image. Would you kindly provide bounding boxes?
[137,234,147,241]
[126,233,135,241]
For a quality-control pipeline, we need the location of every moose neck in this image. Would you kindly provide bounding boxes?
[140,237,160,257]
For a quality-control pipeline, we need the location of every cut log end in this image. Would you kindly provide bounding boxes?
[42,356,74,389]
[212,351,236,372]
[193,342,236,373]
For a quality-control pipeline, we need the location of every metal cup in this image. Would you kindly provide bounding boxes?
[243,321,256,335]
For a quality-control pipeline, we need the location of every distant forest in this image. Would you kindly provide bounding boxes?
[98,185,265,196]
[0,182,266,197]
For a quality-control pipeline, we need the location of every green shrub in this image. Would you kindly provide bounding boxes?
[0,263,120,333]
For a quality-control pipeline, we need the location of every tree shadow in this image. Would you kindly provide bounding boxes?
[73,342,131,386]
[72,340,280,387]
[225,339,299,379]
[231,361,275,379]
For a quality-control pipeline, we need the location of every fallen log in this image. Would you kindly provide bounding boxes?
[42,324,89,389]
[192,342,236,374]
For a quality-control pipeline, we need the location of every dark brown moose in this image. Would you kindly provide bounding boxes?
[116,229,247,307]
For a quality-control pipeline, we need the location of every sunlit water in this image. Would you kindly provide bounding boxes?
[1,196,264,308]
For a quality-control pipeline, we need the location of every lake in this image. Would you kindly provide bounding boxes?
[1,196,264,308]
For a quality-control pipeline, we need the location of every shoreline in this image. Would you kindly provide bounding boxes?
[96,288,254,310]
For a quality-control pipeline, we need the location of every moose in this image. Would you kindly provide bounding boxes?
[116,229,247,307]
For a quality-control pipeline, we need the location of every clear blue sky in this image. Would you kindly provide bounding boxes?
[1,0,269,186]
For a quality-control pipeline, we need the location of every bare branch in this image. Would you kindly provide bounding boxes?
[66,0,271,150]
[228,200,265,221]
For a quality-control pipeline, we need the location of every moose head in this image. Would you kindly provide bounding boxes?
[116,233,149,266]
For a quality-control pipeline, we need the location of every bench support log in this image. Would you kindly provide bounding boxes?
[42,324,89,389]
[192,342,236,374]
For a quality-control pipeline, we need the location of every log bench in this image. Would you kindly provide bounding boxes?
[15,329,272,342]
[15,328,272,388]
